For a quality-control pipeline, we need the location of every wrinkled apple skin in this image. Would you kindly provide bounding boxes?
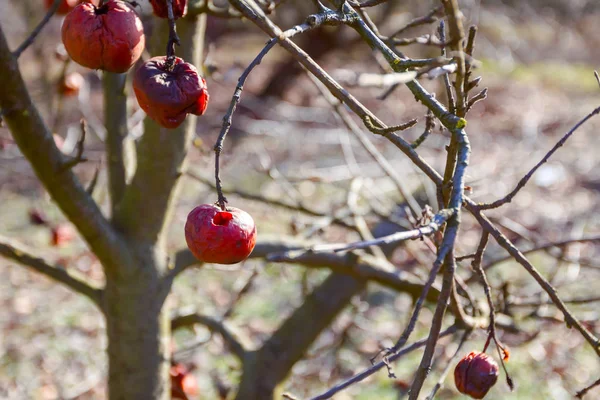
[185,204,257,265]
[61,1,145,73]
[149,0,188,19]
[133,56,209,129]
[454,351,499,399]
[45,0,99,15]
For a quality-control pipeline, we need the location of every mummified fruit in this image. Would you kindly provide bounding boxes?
[61,0,145,73]
[149,0,188,19]
[454,351,499,399]
[58,72,84,96]
[170,363,198,400]
[133,56,209,129]
[44,0,99,15]
[50,224,76,247]
[185,204,256,265]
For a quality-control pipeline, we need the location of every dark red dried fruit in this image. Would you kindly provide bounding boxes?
[51,224,76,247]
[149,0,188,19]
[59,72,84,97]
[44,0,99,15]
[454,351,499,399]
[28,208,49,226]
[185,204,256,265]
[61,0,145,73]
[170,363,198,400]
[133,56,209,129]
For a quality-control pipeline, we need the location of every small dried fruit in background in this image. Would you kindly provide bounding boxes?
[44,0,99,15]
[170,363,198,400]
[149,0,188,19]
[50,224,75,247]
[454,351,499,399]
[133,56,209,129]
[185,204,256,264]
[28,208,49,226]
[61,0,145,73]
[58,72,84,97]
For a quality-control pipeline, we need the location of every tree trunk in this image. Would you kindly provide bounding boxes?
[104,270,170,400]
[235,273,366,400]
[100,14,207,400]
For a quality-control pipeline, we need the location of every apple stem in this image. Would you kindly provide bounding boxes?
[164,0,180,71]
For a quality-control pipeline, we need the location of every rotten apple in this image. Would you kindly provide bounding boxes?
[454,351,499,399]
[133,56,209,129]
[44,0,99,15]
[61,0,145,73]
[149,0,188,19]
[185,204,256,265]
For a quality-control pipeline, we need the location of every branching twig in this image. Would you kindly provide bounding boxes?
[576,377,600,399]
[425,328,471,399]
[467,200,600,356]
[309,325,458,400]
[13,0,61,58]
[0,235,102,307]
[212,18,319,210]
[308,209,453,253]
[389,5,444,38]
[478,105,600,210]
[171,312,248,360]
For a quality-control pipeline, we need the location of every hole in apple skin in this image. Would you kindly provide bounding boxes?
[94,4,110,15]
[213,212,233,226]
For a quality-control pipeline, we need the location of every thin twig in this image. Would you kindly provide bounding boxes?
[425,328,471,399]
[478,105,600,210]
[309,326,458,400]
[411,110,435,149]
[0,235,103,307]
[407,251,456,400]
[576,377,600,399]
[164,0,181,70]
[438,21,455,114]
[308,209,453,253]
[13,0,61,58]
[389,5,444,38]
[467,200,600,356]
[171,312,248,360]
[213,19,318,210]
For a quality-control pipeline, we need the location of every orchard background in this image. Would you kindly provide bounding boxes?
[1,0,600,399]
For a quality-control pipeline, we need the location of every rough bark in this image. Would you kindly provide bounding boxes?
[102,14,207,400]
[235,273,366,400]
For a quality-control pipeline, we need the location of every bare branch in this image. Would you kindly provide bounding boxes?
[478,105,600,210]
[0,25,132,277]
[309,325,459,400]
[0,235,102,306]
[576,377,600,399]
[171,312,248,360]
[307,209,454,253]
[467,200,600,356]
[103,72,133,211]
[13,0,60,58]
[113,16,206,244]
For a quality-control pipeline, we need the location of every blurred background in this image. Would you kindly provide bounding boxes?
[1,0,600,398]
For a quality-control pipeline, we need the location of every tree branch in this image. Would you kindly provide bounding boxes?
[236,272,366,399]
[0,235,102,307]
[310,325,459,400]
[103,72,133,212]
[114,15,206,245]
[167,237,440,302]
[466,200,600,356]
[478,105,600,210]
[13,0,60,58]
[171,312,248,360]
[0,24,132,278]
